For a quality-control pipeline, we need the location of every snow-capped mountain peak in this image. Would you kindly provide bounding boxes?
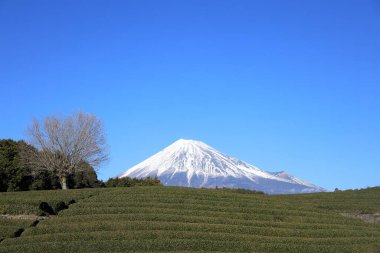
[119,139,325,194]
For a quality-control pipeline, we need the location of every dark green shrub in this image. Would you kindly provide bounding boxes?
[54,201,68,213]
[12,228,24,238]
[105,176,161,188]
[39,202,55,215]
[30,220,39,227]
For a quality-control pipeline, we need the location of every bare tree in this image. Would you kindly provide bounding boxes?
[22,112,109,189]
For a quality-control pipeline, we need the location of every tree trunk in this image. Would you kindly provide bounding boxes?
[60,175,68,190]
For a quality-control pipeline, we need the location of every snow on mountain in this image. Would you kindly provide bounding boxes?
[119,139,325,194]
[270,171,321,189]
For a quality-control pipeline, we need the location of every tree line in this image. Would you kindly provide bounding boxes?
[0,138,101,191]
[0,112,161,191]
[0,138,161,192]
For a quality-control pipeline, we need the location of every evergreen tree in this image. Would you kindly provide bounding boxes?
[0,139,33,191]
[0,138,102,191]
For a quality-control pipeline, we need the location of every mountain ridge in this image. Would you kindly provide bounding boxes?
[119,139,325,194]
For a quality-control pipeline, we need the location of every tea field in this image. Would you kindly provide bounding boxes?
[0,186,379,252]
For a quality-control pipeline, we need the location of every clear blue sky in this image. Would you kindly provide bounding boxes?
[1,0,379,191]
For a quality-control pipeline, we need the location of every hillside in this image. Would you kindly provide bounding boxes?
[0,187,379,252]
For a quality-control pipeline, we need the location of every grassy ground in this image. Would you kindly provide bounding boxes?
[0,188,96,215]
[0,186,379,252]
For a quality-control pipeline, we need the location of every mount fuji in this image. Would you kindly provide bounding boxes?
[119,139,325,194]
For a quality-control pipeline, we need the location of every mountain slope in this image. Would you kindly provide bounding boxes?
[119,139,325,194]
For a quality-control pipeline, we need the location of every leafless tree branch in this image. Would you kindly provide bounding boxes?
[21,112,109,189]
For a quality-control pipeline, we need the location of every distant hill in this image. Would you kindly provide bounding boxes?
[119,139,325,194]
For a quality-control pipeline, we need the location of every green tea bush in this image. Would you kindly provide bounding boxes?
[0,186,379,252]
